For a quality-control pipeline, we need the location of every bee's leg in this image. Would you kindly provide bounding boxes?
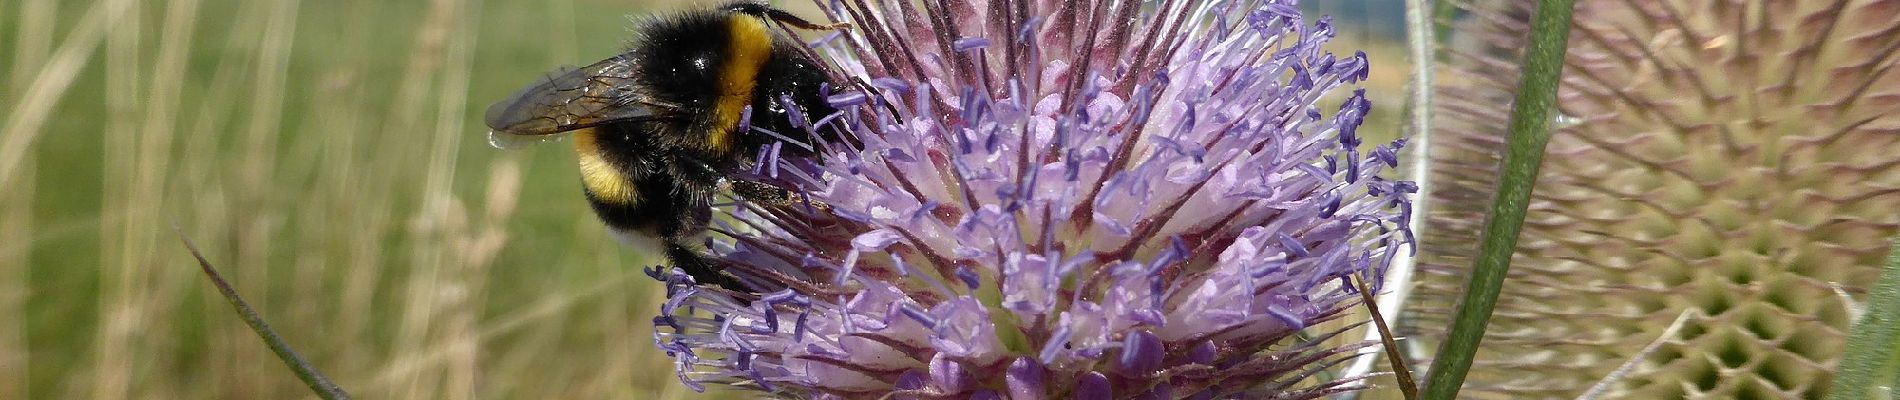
[649,161,747,292]
[666,241,749,292]
[729,180,831,212]
[728,180,791,204]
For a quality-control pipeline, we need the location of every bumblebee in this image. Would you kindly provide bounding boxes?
[484,2,844,291]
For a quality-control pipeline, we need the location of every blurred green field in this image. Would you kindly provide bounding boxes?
[0,0,1407,398]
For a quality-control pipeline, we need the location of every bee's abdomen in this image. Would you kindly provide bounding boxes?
[581,168,713,242]
[573,126,706,239]
[573,128,641,206]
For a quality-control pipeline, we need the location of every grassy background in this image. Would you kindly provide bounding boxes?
[0,0,1405,398]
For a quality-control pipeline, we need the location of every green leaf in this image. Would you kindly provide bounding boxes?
[1828,236,1900,400]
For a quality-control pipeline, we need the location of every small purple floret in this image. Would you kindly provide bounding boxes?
[1118,330,1165,374]
[1075,372,1113,400]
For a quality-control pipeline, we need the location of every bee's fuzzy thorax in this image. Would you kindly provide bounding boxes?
[528,4,841,291]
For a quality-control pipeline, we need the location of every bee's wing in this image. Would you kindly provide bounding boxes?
[484,55,674,138]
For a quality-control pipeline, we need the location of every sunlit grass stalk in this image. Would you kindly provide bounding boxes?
[388,0,477,397]
[8,0,56,90]
[0,2,60,397]
[96,0,202,396]
[227,0,301,396]
[318,0,386,379]
[421,0,486,395]
[0,0,135,189]
[0,156,28,400]
[1419,0,1576,398]
[176,4,273,392]
[93,0,146,397]
[1828,237,1900,400]
[86,1,199,399]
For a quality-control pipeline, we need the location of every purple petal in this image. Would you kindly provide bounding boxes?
[1118,330,1165,374]
[853,229,904,251]
[929,353,971,394]
[953,37,991,51]
[1074,371,1112,400]
[1006,357,1045,400]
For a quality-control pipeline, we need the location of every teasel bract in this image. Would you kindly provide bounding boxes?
[1404,0,1900,398]
[646,0,1415,398]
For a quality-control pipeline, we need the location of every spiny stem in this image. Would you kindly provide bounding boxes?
[1418,0,1577,397]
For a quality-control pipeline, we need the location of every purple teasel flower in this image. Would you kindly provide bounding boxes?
[649,0,1415,398]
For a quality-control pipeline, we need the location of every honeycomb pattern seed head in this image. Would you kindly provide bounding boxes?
[1403,0,1900,398]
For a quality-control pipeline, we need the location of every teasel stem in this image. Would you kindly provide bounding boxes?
[1418,0,1576,398]
[1827,236,1900,400]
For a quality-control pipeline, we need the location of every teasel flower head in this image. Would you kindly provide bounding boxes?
[1404,0,1900,398]
[650,0,1413,398]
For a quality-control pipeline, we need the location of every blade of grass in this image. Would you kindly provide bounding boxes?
[94,1,145,397]
[1418,0,1576,398]
[390,0,479,395]
[365,267,636,391]
[135,2,204,398]
[177,229,353,400]
[8,0,57,91]
[1353,274,1420,400]
[0,0,136,189]
[0,133,31,400]
[1827,236,1900,400]
[1,4,59,399]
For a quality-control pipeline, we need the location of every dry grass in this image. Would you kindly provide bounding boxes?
[0,0,1406,399]
[0,0,726,398]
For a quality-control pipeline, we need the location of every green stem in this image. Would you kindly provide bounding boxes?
[179,229,353,400]
[1827,236,1900,400]
[1417,0,1576,398]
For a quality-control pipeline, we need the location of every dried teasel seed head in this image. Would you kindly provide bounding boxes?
[1404,0,1900,398]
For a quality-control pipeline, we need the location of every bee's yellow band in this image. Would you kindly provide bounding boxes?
[710,15,772,155]
[573,128,639,205]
